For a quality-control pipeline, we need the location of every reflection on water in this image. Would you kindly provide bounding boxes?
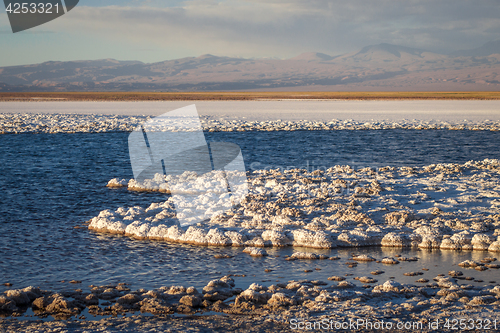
[1,230,499,295]
[2,230,500,295]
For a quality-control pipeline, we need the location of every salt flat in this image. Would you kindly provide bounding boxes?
[1,100,500,122]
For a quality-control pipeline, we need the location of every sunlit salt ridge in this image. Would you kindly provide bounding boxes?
[89,159,500,252]
[0,113,150,134]
[2,113,500,134]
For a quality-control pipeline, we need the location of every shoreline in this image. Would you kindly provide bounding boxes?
[2,91,500,102]
[1,271,500,333]
[2,113,500,134]
[88,224,500,253]
[0,314,293,332]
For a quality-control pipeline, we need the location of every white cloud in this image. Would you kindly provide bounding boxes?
[3,0,500,65]
[60,1,500,56]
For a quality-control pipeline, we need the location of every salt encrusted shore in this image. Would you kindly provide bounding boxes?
[0,315,289,333]
[1,274,500,333]
[0,113,150,134]
[91,159,500,253]
[2,113,500,134]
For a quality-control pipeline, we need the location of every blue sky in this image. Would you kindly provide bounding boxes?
[1,0,500,67]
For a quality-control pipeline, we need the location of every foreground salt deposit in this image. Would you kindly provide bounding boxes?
[2,113,500,134]
[89,159,500,252]
[2,274,500,332]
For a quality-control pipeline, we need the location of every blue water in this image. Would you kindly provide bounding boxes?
[217,130,499,171]
[0,130,499,295]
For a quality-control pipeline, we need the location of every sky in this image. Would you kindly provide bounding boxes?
[1,0,500,67]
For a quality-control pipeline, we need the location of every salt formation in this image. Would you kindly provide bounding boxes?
[3,277,500,326]
[201,118,500,132]
[89,159,500,252]
[351,254,376,261]
[106,179,128,188]
[286,252,329,260]
[111,170,249,226]
[381,258,400,265]
[243,247,268,257]
[2,113,500,134]
[0,113,150,134]
[355,276,378,283]
[327,276,345,281]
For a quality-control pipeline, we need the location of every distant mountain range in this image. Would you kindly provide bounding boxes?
[451,40,500,57]
[1,42,500,92]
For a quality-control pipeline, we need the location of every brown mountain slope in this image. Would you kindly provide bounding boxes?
[1,43,499,92]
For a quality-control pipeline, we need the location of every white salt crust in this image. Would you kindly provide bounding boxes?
[0,114,150,134]
[90,159,500,252]
[2,113,500,134]
[112,170,248,226]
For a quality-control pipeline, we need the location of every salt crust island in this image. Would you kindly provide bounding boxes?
[2,113,500,133]
[91,159,500,253]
